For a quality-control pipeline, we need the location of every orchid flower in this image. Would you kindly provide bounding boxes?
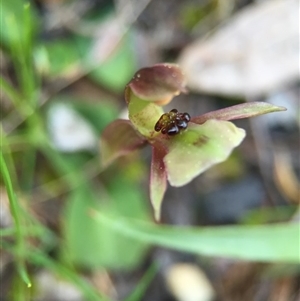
[100,63,286,220]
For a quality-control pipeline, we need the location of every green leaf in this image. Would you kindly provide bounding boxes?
[126,63,187,105]
[163,120,246,186]
[150,145,167,221]
[100,119,147,168]
[88,35,137,92]
[94,214,300,263]
[192,102,287,124]
[64,183,150,270]
[41,38,84,76]
[72,100,118,133]
[1,0,37,51]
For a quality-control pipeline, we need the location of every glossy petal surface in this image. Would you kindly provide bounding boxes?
[163,120,246,186]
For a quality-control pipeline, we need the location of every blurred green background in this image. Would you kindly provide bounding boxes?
[1,0,299,300]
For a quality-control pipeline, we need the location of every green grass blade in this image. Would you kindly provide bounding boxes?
[124,263,158,301]
[94,213,300,263]
[0,227,17,237]
[2,240,109,301]
[0,152,32,287]
[0,76,22,106]
[28,248,109,301]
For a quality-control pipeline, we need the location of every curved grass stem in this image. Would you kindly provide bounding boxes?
[0,152,32,287]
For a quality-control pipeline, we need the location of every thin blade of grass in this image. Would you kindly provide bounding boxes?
[2,241,109,301]
[0,76,22,106]
[28,248,110,301]
[124,263,158,301]
[0,152,32,287]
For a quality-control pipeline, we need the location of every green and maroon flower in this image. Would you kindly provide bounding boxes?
[100,63,286,220]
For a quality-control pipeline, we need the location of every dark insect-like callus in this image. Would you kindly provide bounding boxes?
[155,109,191,136]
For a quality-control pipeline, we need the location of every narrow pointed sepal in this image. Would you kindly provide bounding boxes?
[150,144,168,221]
[192,102,286,124]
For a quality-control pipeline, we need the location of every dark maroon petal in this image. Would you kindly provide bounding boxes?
[100,119,147,167]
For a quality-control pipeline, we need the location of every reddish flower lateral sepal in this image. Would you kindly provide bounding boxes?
[100,119,147,168]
